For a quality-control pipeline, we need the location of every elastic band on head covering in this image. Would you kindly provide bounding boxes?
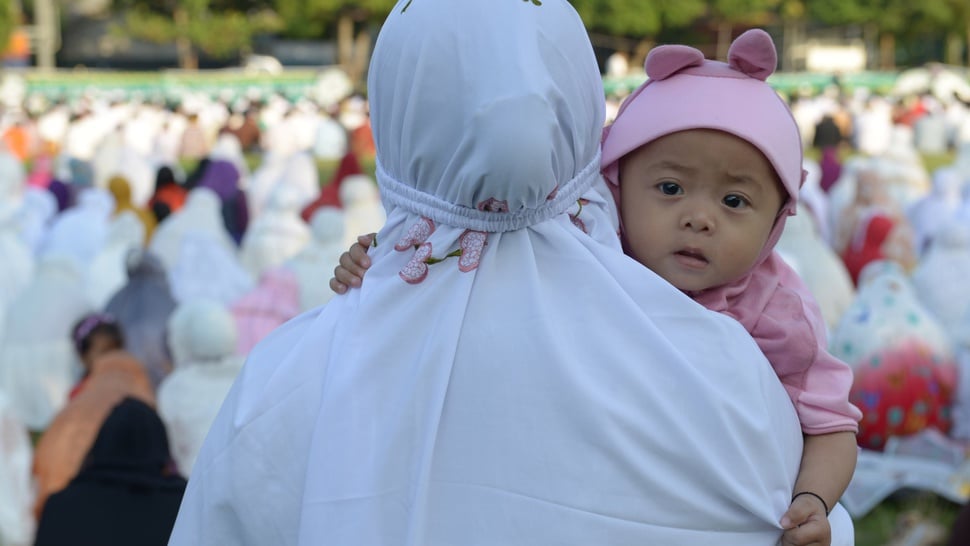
[375,149,602,233]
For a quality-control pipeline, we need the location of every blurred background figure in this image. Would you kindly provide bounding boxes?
[34,397,185,546]
[157,300,243,476]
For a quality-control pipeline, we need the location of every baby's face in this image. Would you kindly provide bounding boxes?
[619,129,785,292]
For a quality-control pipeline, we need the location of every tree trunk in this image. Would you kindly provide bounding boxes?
[946,33,961,66]
[337,14,354,73]
[630,38,655,73]
[863,23,878,71]
[174,7,197,70]
[349,28,371,90]
[879,33,895,70]
[716,21,732,61]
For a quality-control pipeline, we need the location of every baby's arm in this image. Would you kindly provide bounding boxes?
[780,431,857,545]
[329,233,376,294]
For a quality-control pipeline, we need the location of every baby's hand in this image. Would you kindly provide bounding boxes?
[329,233,376,294]
[779,494,831,546]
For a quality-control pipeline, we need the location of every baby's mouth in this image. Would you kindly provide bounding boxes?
[674,248,709,268]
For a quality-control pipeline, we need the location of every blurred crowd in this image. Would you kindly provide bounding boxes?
[0,88,387,545]
[3,75,970,543]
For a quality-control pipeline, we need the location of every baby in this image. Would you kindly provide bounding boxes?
[333,29,861,546]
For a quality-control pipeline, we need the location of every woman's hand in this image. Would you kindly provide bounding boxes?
[329,233,376,294]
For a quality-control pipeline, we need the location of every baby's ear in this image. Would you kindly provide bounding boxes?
[644,45,704,81]
[727,29,777,81]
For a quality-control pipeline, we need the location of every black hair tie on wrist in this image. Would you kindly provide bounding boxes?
[791,491,830,516]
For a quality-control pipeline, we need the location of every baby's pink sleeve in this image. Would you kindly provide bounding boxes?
[752,282,862,435]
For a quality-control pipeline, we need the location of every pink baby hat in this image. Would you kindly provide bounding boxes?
[601,29,804,265]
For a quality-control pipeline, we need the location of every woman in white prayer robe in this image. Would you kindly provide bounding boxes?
[0,253,91,430]
[169,2,823,544]
[157,300,243,477]
[285,206,346,312]
[39,187,114,274]
[239,184,311,279]
[86,211,146,309]
[148,187,238,273]
[0,390,35,546]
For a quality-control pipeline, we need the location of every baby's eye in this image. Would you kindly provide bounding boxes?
[657,182,682,195]
[723,194,750,209]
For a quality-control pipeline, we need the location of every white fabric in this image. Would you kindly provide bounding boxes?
[170,2,809,545]
[911,222,970,343]
[0,212,33,315]
[15,187,57,255]
[149,187,238,272]
[830,261,953,368]
[246,152,288,219]
[777,204,855,331]
[0,390,34,546]
[39,187,114,274]
[286,207,345,311]
[159,300,243,477]
[239,184,311,278]
[169,231,254,306]
[0,148,25,220]
[339,175,386,248]
[312,115,348,160]
[906,166,965,256]
[0,254,90,430]
[86,211,146,309]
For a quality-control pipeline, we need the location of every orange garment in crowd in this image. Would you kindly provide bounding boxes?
[31,351,155,519]
[2,28,29,63]
[148,184,188,215]
[2,125,30,161]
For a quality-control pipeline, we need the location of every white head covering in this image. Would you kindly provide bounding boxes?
[158,299,243,476]
[907,166,965,256]
[171,2,807,544]
[39,187,115,273]
[86,211,146,309]
[0,253,91,430]
[239,184,311,278]
[0,212,33,314]
[911,221,970,342]
[0,146,25,220]
[0,390,34,546]
[338,174,386,248]
[169,231,254,306]
[830,260,953,368]
[777,203,855,331]
[286,206,346,311]
[16,187,57,254]
[149,187,238,272]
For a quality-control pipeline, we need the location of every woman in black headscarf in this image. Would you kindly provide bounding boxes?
[34,397,186,546]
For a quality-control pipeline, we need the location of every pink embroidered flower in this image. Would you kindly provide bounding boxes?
[546,185,559,200]
[399,242,433,284]
[569,214,587,233]
[394,217,436,251]
[476,197,509,213]
[458,230,487,272]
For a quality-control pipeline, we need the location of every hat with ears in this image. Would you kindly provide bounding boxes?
[601,29,804,222]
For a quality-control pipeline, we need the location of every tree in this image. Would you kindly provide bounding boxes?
[807,0,912,69]
[0,2,18,60]
[571,0,706,67]
[708,0,779,60]
[907,0,970,66]
[112,0,283,69]
[273,0,397,88]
